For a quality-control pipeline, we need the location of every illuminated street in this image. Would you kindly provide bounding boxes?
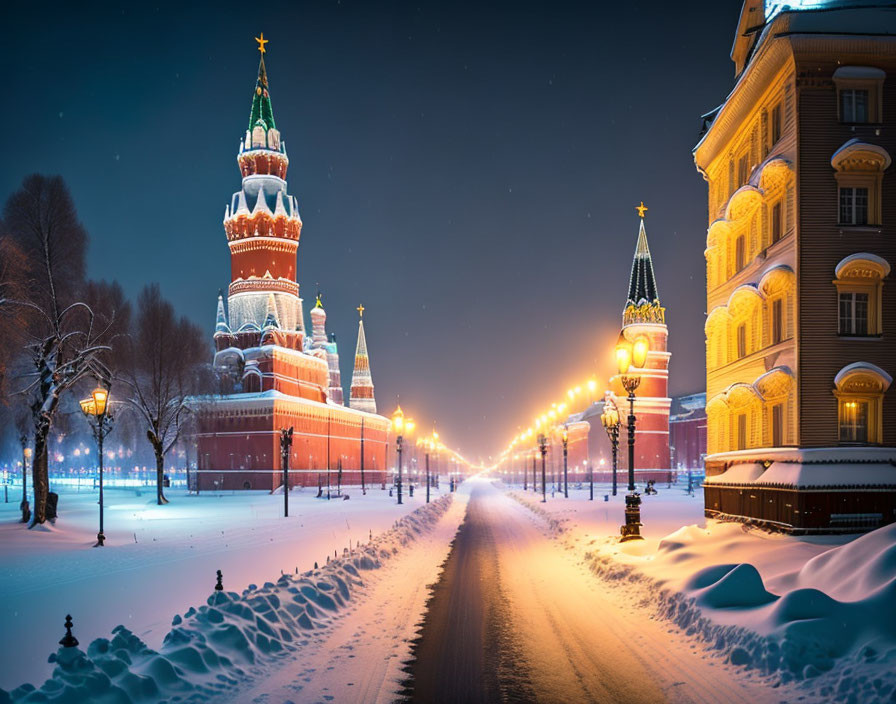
[408,481,771,704]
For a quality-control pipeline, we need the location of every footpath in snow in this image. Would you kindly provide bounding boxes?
[1,490,463,703]
[0,484,443,691]
[508,480,896,704]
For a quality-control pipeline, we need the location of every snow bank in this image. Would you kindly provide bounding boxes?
[0,495,453,704]
[585,522,896,704]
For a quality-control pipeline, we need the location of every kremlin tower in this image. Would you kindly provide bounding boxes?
[349,306,377,414]
[607,205,672,479]
[194,36,386,491]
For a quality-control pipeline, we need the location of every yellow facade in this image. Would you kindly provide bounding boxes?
[700,60,798,457]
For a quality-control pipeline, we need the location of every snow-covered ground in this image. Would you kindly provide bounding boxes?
[507,481,896,704]
[0,483,445,691]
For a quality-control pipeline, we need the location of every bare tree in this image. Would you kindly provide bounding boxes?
[0,235,30,397]
[2,175,113,525]
[121,284,208,505]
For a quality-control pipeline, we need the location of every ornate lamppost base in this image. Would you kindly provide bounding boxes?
[619,492,644,542]
[94,532,105,547]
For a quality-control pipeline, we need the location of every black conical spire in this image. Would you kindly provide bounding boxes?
[623,204,664,326]
[626,217,660,308]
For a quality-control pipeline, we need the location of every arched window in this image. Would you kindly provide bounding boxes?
[728,285,763,358]
[833,362,892,444]
[726,383,763,450]
[831,139,891,226]
[759,265,795,346]
[834,253,891,336]
[755,367,795,447]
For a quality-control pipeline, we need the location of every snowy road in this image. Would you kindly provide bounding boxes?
[408,480,774,704]
[231,491,469,703]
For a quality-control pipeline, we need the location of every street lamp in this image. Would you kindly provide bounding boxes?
[391,406,404,505]
[79,385,113,547]
[600,397,620,497]
[561,425,569,498]
[280,426,293,517]
[615,332,649,542]
[19,436,31,523]
[423,435,434,504]
[537,433,548,503]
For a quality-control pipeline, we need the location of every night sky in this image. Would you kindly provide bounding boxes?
[1,1,742,462]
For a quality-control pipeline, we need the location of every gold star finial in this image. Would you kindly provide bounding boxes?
[255,33,269,54]
[357,304,365,318]
[636,201,648,219]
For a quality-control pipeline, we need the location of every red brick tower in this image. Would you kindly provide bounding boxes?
[194,36,390,491]
[608,207,672,480]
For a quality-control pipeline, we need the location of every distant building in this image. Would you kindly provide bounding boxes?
[695,0,896,532]
[669,393,707,470]
[194,43,389,491]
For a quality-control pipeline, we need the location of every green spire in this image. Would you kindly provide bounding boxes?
[248,53,276,132]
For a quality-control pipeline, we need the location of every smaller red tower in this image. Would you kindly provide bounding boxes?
[607,206,672,480]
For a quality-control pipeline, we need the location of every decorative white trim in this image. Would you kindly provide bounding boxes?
[834,253,891,279]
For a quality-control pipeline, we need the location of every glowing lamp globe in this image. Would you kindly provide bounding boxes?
[391,406,404,433]
[632,336,650,369]
[615,334,632,374]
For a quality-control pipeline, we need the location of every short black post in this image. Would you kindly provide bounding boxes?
[280,427,293,518]
[215,569,223,591]
[59,615,79,648]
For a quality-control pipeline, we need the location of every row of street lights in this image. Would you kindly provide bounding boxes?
[390,405,464,505]
[497,331,652,542]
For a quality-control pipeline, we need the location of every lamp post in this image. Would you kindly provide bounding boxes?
[561,425,569,498]
[391,406,412,505]
[280,427,293,517]
[79,385,113,547]
[600,397,620,497]
[537,433,547,503]
[615,332,649,542]
[19,436,31,523]
[360,416,366,495]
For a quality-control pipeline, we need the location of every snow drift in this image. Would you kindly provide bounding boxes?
[587,522,896,704]
[0,494,453,704]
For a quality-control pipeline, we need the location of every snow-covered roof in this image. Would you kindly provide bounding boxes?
[703,463,765,485]
[705,460,896,489]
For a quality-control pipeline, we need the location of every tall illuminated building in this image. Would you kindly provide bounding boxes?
[696,0,896,532]
[195,37,387,490]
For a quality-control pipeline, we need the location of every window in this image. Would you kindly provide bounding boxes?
[832,140,888,227]
[840,89,869,123]
[735,235,746,272]
[834,361,892,446]
[736,414,747,450]
[772,404,783,447]
[839,187,869,225]
[839,400,869,443]
[737,323,747,358]
[738,155,749,186]
[834,253,889,336]
[839,292,869,336]
[770,103,782,145]
[772,298,784,344]
[833,67,884,123]
[771,201,783,244]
